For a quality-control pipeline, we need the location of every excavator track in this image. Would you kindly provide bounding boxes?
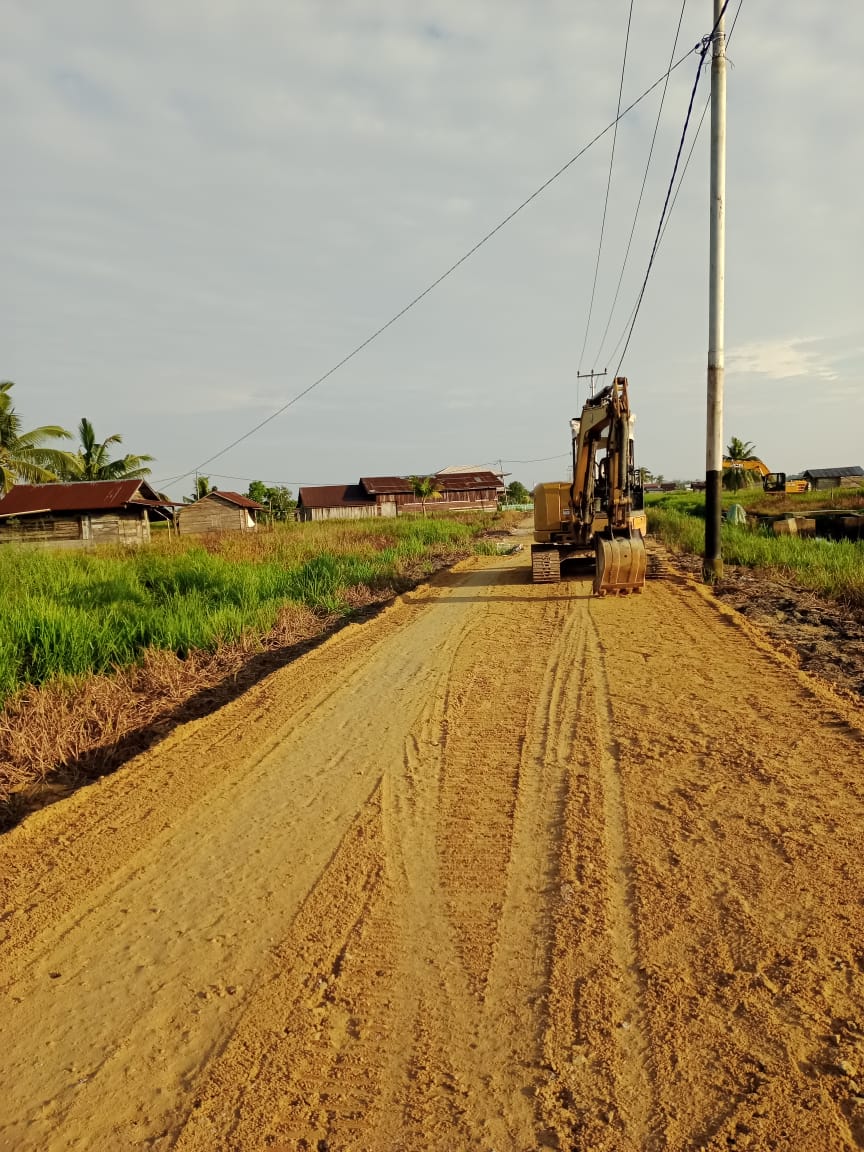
[531,545,561,583]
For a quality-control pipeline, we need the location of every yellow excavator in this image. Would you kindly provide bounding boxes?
[531,376,647,595]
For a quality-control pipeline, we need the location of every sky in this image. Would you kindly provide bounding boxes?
[3,0,862,498]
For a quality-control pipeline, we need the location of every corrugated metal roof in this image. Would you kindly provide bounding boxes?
[205,490,265,510]
[359,476,411,495]
[437,464,502,476]
[298,484,375,509]
[802,466,864,479]
[0,480,151,518]
[437,471,504,491]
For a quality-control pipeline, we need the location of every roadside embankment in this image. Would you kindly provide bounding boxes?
[0,514,513,827]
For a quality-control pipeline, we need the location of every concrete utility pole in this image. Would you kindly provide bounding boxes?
[703,0,726,581]
[577,368,607,399]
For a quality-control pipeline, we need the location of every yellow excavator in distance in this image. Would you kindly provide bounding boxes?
[531,376,647,595]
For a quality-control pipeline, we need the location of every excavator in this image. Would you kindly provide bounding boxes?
[721,457,811,494]
[531,376,647,595]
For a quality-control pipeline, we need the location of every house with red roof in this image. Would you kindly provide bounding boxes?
[296,471,504,521]
[0,479,171,549]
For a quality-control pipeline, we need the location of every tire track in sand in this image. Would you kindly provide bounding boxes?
[584,608,659,1148]
[475,593,588,1145]
[375,590,557,1149]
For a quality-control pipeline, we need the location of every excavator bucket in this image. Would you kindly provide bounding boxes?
[594,533,647,596]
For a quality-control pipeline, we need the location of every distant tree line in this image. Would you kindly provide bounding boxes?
[244,480,296,520]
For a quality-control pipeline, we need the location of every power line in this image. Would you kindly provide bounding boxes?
[496,453,571,464]
[204,472,305,487]
[577,0,635,372]
[606,0,742,370]
[660,0,743,245]
[157,46,697,489]
[613,0,733,378]
[592,0,688,369]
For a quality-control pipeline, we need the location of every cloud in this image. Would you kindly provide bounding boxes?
[728,337,841,382]
[3,1,864,492]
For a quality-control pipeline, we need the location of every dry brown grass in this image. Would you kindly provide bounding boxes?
[0,602,336,829]
[0,551,464,830]
[0,513,510,829]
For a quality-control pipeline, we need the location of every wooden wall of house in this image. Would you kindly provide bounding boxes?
[88,512,151,544]
[398,489,500,514]
[0,517,81,545]
[0,510,150,548]
[810,477,864,491]
[298,503,396,522]
[177,501,252,535]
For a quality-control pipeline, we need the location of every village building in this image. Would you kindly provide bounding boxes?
[296,471,505,522]
[800,466,864,491]
[175,490,265,535]
[0,480,170,548]
[432,470,504,510]
[295,484,394,522]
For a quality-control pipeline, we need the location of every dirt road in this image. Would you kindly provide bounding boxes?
[2,550,864,1151]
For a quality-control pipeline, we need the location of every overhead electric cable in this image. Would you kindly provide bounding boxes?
[592,0,688,369]
[157,46,697,489]
[202,472,306,487]
[606,0,742,370]
[577,0,636,373]
[612,0,732,378]
[659,0,742,246]
[496,453,570,464]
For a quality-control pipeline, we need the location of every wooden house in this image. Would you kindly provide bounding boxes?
[801,466,864,491]
[296,484,396,522]
[297,471,505,521]
[0,480,170,548]
[432,470,504,512]
[176,490,265,535]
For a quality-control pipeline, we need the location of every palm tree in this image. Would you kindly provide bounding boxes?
[0,381,74,494]
[184,476,214,503]
[408,475,443,517]
[60,417,154,482]
[723,437,760,491]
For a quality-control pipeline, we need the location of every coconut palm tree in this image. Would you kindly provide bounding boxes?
[0,381,74,494]
[723,437,760,491]
[60,417,154,482]
[184,475,214,503]
[408,475,443,517]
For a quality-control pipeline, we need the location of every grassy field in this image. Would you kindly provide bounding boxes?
[647,492,864,607]
[0,516,491,705]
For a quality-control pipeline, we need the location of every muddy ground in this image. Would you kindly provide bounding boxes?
[653,543,864,699]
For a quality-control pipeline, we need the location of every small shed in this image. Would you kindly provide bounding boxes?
[296,485,396,522]
[0,480,169,548]
[176,490,265,535]
[801,466,864,491]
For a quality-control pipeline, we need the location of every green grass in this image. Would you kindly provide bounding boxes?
[0,516,487,704]
[647,497,864,607]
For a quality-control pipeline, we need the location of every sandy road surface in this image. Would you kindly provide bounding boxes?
[2,550,864,1151]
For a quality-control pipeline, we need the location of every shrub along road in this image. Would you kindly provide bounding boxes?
[1,551,863,1149]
